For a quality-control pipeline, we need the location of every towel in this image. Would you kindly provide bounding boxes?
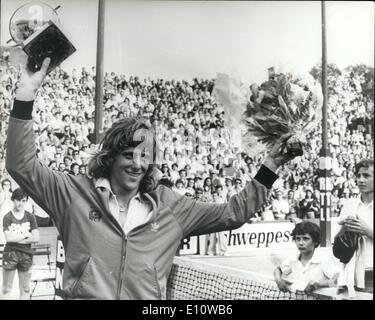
[337,236,366,298]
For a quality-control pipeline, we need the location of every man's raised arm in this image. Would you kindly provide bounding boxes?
[6,58,75,229]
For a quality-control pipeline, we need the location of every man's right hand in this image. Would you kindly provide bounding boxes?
[16,57,51,101]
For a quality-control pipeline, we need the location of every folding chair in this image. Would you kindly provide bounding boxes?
[30,243,56,299]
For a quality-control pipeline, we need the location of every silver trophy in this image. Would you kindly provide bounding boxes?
[6,2,76,73]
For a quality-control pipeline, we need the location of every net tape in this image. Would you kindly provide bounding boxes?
[167,257,333,300]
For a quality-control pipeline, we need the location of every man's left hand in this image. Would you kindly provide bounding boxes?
[263,134,299,172]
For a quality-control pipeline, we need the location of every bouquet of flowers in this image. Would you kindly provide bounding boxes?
[212,70,323,158]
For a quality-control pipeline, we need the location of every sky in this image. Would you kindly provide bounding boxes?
[1,0,374,84]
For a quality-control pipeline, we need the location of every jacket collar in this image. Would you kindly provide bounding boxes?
[95,177,142,202]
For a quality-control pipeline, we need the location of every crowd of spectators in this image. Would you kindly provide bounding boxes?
[0,58,373,226]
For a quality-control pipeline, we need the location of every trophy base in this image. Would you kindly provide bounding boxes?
[22,22,76,74]
[286,142,304,157]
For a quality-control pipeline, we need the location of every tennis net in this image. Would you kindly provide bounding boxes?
[167,257,333,300]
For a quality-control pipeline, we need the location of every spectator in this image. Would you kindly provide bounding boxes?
[2,188,39,300]
[299,189,320,219]
[173,179,186,195]
[330,188,341,217]
[271,189,290,220]
[286,189,299,220]
[194,187,204,201]
[70,163,79,176]
[79,164,87,176]
[207,186,228,256]
[336,159,373,295]
[274,221,338,294]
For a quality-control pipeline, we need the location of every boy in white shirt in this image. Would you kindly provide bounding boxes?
[274,221,338,294]
[335,159,373,295]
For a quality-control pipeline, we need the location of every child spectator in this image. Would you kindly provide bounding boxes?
[2,188,39,299]
[274,221,338,294]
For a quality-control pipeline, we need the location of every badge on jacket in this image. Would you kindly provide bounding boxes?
[89,208,102,222]
[150,222,159,232]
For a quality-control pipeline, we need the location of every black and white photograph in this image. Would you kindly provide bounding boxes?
[0,0,373,305]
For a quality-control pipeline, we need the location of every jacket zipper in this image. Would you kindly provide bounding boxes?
[116,235,127,299]
[116,193,157,299]
[153,265,162,299]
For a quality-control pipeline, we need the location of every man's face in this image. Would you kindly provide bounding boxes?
[109,147,148,194]
[13,197,28,212]
[356,165,373,196]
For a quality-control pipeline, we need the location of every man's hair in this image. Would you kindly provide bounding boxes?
[355,159,374,175]
[88,118,157,194]
[11,188,29,201]
[291,221,321,248]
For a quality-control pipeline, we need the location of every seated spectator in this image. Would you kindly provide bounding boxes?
[185,178,195,197]
[70,163,80,176]
[79,164,87,175]
[194,187,204,201]
[172,179,186,195]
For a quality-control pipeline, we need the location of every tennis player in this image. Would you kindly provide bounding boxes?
[6,57,298,299]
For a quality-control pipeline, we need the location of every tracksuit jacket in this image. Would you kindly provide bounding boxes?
[6,100,278,299]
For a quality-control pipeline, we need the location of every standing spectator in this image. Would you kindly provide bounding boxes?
[330,188,341,217]
[271,189,290,220]
[2,188,39,299]
[207,186,228,256]
[0,179,13,243]
[286,189,299,220]
[299,189,320,219]
[0,179,13,214]
[336,159,373,295]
